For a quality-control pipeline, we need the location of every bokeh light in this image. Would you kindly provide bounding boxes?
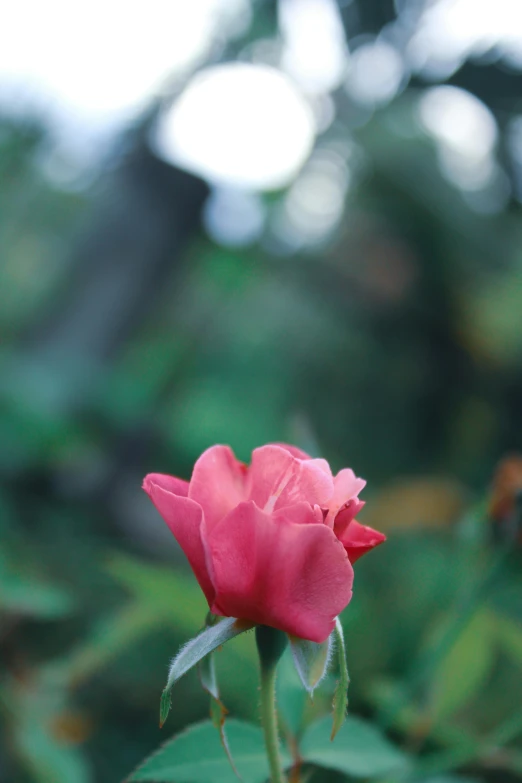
[346,39,405,107]
[418,85,498,191]
[408,0,522,77]
[153,63,316,190]
[279,0,348,94]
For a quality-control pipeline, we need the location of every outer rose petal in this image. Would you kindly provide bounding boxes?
[188,445,247,530]
[143,472,189,497]
[248,445,334,512]
[143,475,215,605]
[207,501,353,643]
[338,518,386,564]
[272,443,312,460]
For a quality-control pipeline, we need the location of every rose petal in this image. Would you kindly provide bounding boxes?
[325,468,366,526]
[207,501,353,643]
[143,472,189,497]
[333,499,366,538]
[271,443,312,460]
[275,501,323,525]
[143,475,215,605]
[338,519,386,564]
[188,445,248,530]
[248,445,334,512]
[332,468,366,508]
[313,504,326,524]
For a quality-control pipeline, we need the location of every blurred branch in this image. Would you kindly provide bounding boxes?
[22,128,208,408]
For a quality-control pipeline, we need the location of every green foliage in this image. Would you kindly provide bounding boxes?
[495,614,522,666]
[0,549,74,618]
[331,618,350,740]
[198,652,239,777]
[4,677,90,783]
[128,715,409,783]
[429,610,494,721]
[276,648,308,737]
[161,618,254,726]
[128,720,287,783]
[422,778,482,783]
[14,719,89,783]
[300,715,408,778]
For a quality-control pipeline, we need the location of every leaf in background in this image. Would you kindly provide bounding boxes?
[198,653,241,780]
[3,677,91,783]
[331,618,349,739]
[160,617,254,726]
[495,614,522,665]
[300,715,408,778]
[421,778,482,783]
[0,551,74,619]
[105,554,206,621]
[46,555,208,688]
[276,648,308,738]
[289,633,332,695]
[43,554,258,702]
[50,605,159,688]
[369,677,478,750]
[15,718,91,783]
[128,719,291,783]
[429,610,494,721]
[0,577,74,618]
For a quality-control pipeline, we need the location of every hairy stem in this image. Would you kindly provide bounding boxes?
[259,663,287,783]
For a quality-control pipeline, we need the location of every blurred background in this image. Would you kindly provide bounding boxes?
[1,0,522,781]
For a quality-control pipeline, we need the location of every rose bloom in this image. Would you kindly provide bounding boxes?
[143,444,385,643]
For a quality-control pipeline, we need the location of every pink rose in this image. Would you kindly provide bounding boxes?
[143,444,385,643]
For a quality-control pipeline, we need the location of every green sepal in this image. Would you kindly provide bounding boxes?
[331,618,350,740]
[289,634,333,696]
[159,689,171,728]
[159,616,253,727]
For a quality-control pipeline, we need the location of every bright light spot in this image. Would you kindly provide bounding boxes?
[204,188,265,247]
[274,149,350,247]
[0,0,250,159]
[346,40,404,106]
[279,0,348,94]
[419,86,496,159]
[308,93,337,133]
[154,63,315,191]
[408,0,522,78]
[419,86,498,190]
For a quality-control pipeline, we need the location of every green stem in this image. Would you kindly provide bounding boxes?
[259,663,287,783]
